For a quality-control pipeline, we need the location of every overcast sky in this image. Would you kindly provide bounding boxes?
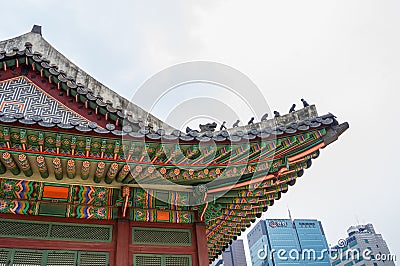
[1,1,399,264]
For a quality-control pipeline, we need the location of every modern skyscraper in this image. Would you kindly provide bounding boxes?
[215,259,223,266]
[222,239,247,266]
[331,224,395,266]
[247,219,331,265]
[210,256,223,266]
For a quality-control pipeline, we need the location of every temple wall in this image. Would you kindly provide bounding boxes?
[0,213,208,266]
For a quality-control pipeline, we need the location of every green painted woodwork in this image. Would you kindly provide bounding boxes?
[0,218,113,242]
[52,158,63,180]
[36,155,49,179]
[78,251,110,266]
[133,254,192,266]
[0,248,109,266]
[38,203,67,217]
[132,227,192,246]
[16,154,33,177]
[1,152,20,175]
[0,161,5,175]
[0,122,325,167]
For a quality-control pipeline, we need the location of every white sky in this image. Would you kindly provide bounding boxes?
[1,1,399,264]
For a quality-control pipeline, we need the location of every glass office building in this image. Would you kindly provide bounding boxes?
[248,219,331,265]
[330,224,395,266]
[222,239,247,266]
[210,257,223,266]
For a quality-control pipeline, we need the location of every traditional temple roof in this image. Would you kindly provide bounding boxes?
[0,26,348,262]
[0,25,175,132]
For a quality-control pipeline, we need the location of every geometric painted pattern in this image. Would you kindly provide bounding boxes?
[0,177,195,222]
[71,185,114,206]
[133,208,193,223]
[0,178,114,219]
[0,178,42,200]
[0,77,88,125]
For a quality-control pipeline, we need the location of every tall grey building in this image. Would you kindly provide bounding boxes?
[247,219,330,266]
[331,224,395,266]
[222,239,247,266]
[210,256,223,266]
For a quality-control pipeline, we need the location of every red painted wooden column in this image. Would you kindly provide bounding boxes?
[194,222,209,266]
[115,219,130,266]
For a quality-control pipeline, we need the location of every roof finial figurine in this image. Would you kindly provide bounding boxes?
[220,121,227,131]
[261,113,269,121]
[274,111,280,118]
[199,122,217,132]
[31,25,42,36]
[186,126,193,133]
[289,104,296,113]
[232,120,240,128]
[301,98,309,107]
[248,117,254,125]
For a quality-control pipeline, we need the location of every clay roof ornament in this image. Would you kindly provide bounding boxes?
[220,121,227,130]
[289,104,296,113]
[248,117,254,125]
[261,113,269,121]
[232,120,240,127]
[301,98,310,107]
[199,122,217,132]
[31,25,42,35]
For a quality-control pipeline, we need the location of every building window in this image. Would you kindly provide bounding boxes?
[349,240,358,247]
[364,239,369,243]
[355,254,363,263]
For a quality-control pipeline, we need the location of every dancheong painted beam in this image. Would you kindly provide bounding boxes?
[0,26,348,266]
